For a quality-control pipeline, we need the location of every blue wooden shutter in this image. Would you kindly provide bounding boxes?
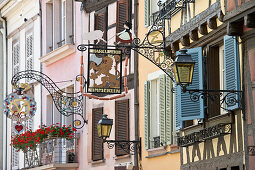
[176,47,204,122]
[144,81,150,149]
[175,85,182,130]
[224,35,241,110]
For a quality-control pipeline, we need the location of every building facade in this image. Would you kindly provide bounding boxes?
[0,0,42,169]
[80,0,139,169]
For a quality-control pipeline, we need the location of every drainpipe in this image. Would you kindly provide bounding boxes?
[39,0,43,127]
[0,15,8,170]
[133,0,139,167]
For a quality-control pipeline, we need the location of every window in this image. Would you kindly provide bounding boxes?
[45,0,73,52]
[144,72,173,149]
[12,123,19,169]
[116,0,129,34]
[115,99,129,156]
[175,35,241,130]
[92,108,103,161]
[95,9,107,45]
[12,39,20,76]
[144,0,167,26]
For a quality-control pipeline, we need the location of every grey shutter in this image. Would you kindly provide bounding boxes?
[165,75,173,145]
[92,108,103,161]
[144,81,150,149]
[115,99,129,156]
[159,75,166,145]
[13,41,20,75]
[224,35,241,110]
[176,47,204,122]
[144,0,149,27]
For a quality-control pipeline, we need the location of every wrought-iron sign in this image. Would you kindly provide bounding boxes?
[88,48,122,94]
[178,123,232,147]
[248,146,255,156]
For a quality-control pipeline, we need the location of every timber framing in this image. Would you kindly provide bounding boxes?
[165,1,223,48]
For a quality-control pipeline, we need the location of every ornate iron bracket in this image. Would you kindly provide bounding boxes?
[248,146,255,156]
[172,87,243,111]
[104,138,141,160]
[11,70,87,129]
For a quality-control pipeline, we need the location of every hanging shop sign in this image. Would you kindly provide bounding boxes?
[87,48,122,94]
[4,87,37,134]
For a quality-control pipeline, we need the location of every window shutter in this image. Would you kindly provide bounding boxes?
[95,11,106,45]
[159,75,166,145]
[176,47,204,122]
[92,108,103,161]
[224,35,241,110]
[115,99,129,156]
[144,0,149,27]
[13,41,20,75]
[12,124,19,169]
[26,33,33,82]
[174,85,182,130]
[117,0,129,34]
[165,75,173,145]
[144,81,150,149]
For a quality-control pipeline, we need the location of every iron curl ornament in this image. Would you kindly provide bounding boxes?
[11,70,87,129]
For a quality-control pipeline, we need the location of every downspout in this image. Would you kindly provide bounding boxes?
[133,0,139,167]
[1,15,8,170]
[39,0,43,128]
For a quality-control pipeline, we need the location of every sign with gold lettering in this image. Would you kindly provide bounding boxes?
[88,48,122,94]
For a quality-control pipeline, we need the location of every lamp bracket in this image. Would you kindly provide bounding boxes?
[103,138,141,160]
[172,87,243,111]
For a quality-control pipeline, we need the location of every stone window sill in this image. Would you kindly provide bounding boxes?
[146,146,167,158]
[91,159,105,165]
[114,154,131,160]
[40,44,75,66]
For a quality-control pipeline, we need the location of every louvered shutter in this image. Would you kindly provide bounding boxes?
[13,41,20,76]
[144,81,150,149]
[224,35,241,110]
[115,99,129,156]
[144,0,149,27]
[176,47,204,121]
[165,75,173,144]
[117,0,129,34]
[26,32,33,82]
[174,85,182,130]
[95,12,106,45]
[12,123,19,169]
[159,75,166,145]
[92,108,103,161]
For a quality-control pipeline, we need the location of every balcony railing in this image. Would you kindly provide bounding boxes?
[23,136,79,169]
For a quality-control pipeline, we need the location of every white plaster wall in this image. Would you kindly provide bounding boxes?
[1,0,41,169]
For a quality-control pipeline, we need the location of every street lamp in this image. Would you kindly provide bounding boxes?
[97,114,141,159]
[97,114,113,140]
[172,49,195,88]
[172,49,242,111]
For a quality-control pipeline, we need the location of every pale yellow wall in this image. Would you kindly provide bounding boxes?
[138,0,180,169]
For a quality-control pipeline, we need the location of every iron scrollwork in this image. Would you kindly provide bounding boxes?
[248,146,255,156]
[185,89,243,111]
[178,123,232,147]
[11,70,87,129]
[104,138,141,159]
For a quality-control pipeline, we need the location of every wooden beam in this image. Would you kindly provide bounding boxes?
[207,17,217,30]
[180,35,190,47]
[244,12,255,28]
[171,41,179,53]
[217,10,224,22]
[198,23,208,35]
[189,29,199,41]
[227,21,243,36]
